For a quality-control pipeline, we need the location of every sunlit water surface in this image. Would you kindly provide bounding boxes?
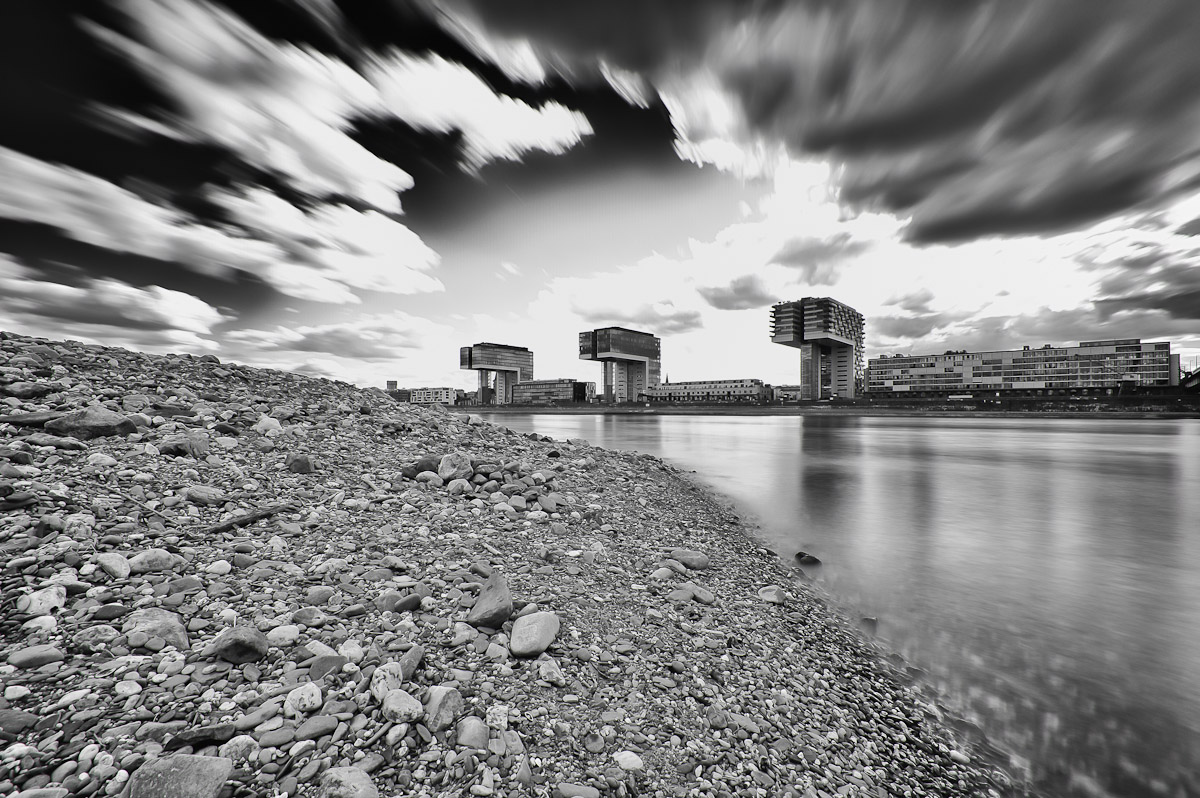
[476,413,1200,798]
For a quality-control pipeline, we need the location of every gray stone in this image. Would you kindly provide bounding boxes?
[0,709,39,733]
[380,689,423,722]
[158,430,210,458]
[318,767,379,798]
[184,485,226,505]
[758,585,787,604]
[7,645,65,669]
[437,451,473,481]
[456,715,489,749]
[128,548,177,574]
[424,685,463,731]
[555,785,600,798]
[73,624,120,653]
[128,753,233,798]
[17,584,66,616]
[95,552,131,579]
[44,406,136,440]
[207,626,269,663]
[295,714,339,741]
[285,452,316,473]
[669,548,711,569]
[122,608,189,651]
[509,611,560,658]
[466,572,513,628]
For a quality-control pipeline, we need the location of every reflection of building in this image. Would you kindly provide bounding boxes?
[511,379,595,405]
[646,378,770,403]
[410,387,456,404]
[460,343,534,405]
[578,327,661,403]
[867,339,1180,395]
[771,298,865,399]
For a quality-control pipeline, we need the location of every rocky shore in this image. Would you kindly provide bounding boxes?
[0,330,1016,798]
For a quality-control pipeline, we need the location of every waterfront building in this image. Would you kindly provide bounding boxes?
[867,339,1181,396]
[578,326,662,403]
[460,342,534,405]
[386,380,398,391]
[646,378,770,404]
[771,298,865,399]
[387,387,412,402]
[410,387,456,405]
[772,385,804,402]
[511,379,596,405]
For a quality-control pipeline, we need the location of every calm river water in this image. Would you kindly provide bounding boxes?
[475,412,1200,798]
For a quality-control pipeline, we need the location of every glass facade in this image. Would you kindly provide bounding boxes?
[511,379,594,405]
[578,326,662,402]
[460,343,534,382]
[867,340,1179,394]
[645,379,769,403]
[771,298,865,399]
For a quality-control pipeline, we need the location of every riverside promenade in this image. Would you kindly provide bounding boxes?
[0,331,1015,798]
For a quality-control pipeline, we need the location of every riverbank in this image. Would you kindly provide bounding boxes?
[448,405,1200,420]
[1,331,1016,798]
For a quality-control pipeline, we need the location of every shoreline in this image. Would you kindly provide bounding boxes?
[449,405,1200,420]
[1,331,1019,798]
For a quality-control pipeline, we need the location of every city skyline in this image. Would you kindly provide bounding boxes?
[3,2,1200,390]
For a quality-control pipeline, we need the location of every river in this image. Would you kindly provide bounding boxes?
[473,412,1200,798]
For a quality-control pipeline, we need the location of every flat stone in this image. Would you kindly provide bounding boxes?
[509,611,560,658]
[466,572,513,628]
[17,584,66,616]
[758,585,787,604]
[380,689,423,723]
[44,406,136,440]
[158,430,210,458]
[456,716,489,749]
[0,709,39,733]
[266,624,300,646]
[122,608,189,651]
[128,548,177,574]
[127,753,233,798]
[669,548,711,569]
[207,626,269,663]
[73,624,120,653]
[184,485,226,505]
[423,685,463,731]
[95,552,131,579]
[295,714,339,741]
[7,645,65,669]
[318,767,379,798]
[614,750,645,771]
[555,784,600,798]
[286,682,322,714]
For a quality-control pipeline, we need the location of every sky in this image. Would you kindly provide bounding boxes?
[2,0,1199,390]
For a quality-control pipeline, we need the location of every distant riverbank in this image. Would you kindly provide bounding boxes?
[449,404,1200,419]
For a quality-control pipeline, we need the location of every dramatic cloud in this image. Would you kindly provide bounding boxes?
[885,288,935,314]
[445,0,1200,241]
[225,312,452,361]
[870,313,958,341]
[769,233,870,285]
[698,274,777,310]
[366,52,592,170]
[0,255,224,351]
[94,0,412,210]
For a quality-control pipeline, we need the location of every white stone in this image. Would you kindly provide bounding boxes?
[614,751,644,771]
[381,689,423,722]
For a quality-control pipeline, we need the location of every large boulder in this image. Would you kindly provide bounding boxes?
[122,608,189,651]
[466,572,513,628]
[44,406,136,439]
[128,753,233,798]
[207,627,269,664]
[437,451,473,481]
[509,611,560,658]
[158,430,210,458]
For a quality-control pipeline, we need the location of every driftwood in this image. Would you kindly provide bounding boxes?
[200,502,295,535]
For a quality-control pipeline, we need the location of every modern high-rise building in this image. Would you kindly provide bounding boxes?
[771,298,865,399]
[578,326,661,403]
[867,339,1180,395]
[459,342,534,405]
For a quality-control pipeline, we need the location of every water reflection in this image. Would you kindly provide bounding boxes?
[479,412,1200,797]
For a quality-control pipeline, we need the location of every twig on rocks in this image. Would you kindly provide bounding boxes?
[200,502,295,535]
[104,488,181,527]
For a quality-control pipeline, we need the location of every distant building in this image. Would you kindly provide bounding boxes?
[772,385,804,402]
[867,339,1180,396]
[771,298,865,399]
[460,342,534,405]
[410,387,456,405]
[386,380,398,391]
[511,379,595,405]
[388,387,412,402]
[579,326,661,403]
[646,378,770,403]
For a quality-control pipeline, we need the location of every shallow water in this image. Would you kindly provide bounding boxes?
[476,412,1200,798]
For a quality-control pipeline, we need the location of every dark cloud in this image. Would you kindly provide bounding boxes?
[697,275,776,310]
[885,288,934,314]
[870,314,951,341]
[447,0,1200,241]
[768,233,868,285]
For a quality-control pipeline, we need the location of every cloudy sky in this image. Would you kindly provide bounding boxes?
[3,0,1199,389]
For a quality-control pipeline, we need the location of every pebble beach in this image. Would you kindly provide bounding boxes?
[0,330,1018,798]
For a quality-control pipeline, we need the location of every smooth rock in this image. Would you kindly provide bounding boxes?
[614,751,645,771]
[286,682,322,715]
[380,689,423,723]
[437,451,473,481]
[158,430,210,459]
[669,549,711,569]
[184,485,226,505]
[128,549,176,574]
[509,611,560,658]
[8,644,65,669]
[318,767,379,798]
[423,685,463,731]
[127,753,232,798]
[207,626,269,663]
[122,608,189,651]
[369,661,409,702]
[73,624,120,653]
[95,552,131,579]
[758,585,787,604]
[466,572,513,628]
[17,584,66,616]
[456,716,489,749]
[44,406,136,439]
